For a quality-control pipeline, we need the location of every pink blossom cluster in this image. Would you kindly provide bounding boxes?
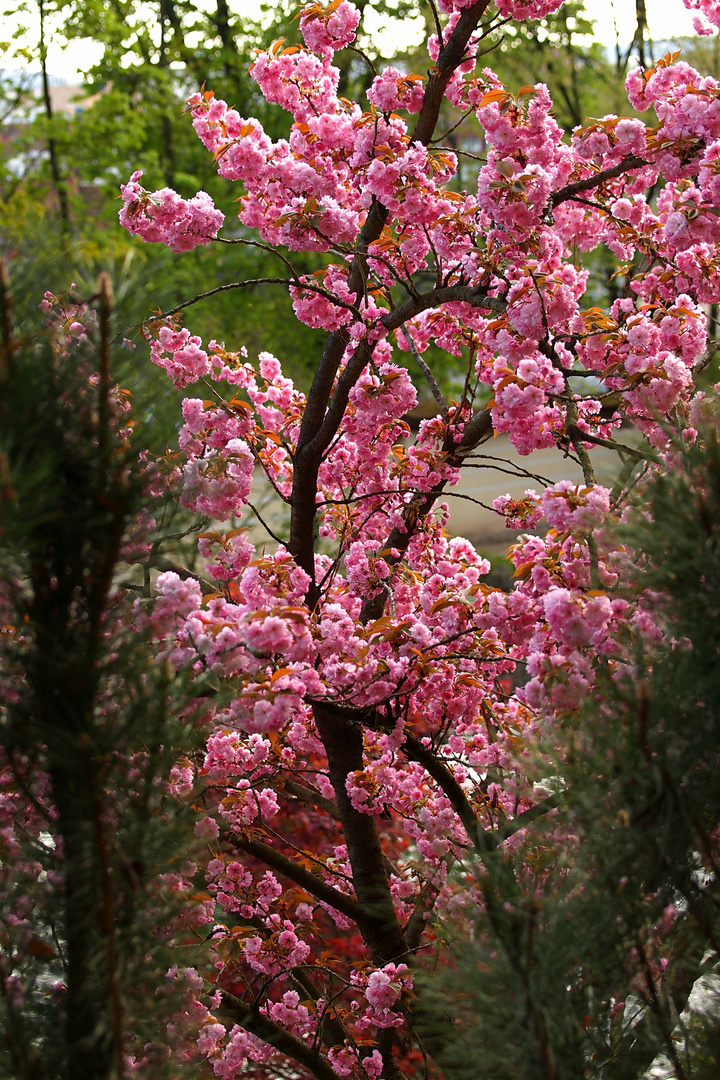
[496,0,566,16]
[250,49,342,125]
[626,59,720,180]
[261,991,314,1036]
[119,171,223,252]
[367,68,425,114]
[209,1026,277,1080]
[493,489,543,529]
[299,0,361,55]
[541,482,611,534]
[244,920,311,974]
[147,324,212,388]
[351,962,413,1027]
[684,0,720,35]
[119,23,720,453]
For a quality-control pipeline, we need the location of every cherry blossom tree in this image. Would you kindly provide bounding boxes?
[4,1,720,1077]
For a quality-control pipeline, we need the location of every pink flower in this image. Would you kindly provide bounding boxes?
[193,817,220,841]
[367,67,425,113]
[299,0,360,55]
[119,172,223,251]
[493,490,543,530]
[541,482,610,533]
[244,615,296,655]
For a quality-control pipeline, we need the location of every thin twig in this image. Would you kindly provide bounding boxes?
[401,327,449,416]
[114,277,362,343]
[246,502,287,546]
[550,155,650,208]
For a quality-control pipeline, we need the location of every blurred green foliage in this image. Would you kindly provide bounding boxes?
[0,267,210,1079]
[419,428,720,1080]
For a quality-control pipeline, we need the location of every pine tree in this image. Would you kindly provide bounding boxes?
[423,429,720,1080]
[0,267,205,1080]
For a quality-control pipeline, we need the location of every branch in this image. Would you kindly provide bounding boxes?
[401,732,498,857]
[39,0,70,232]
[565,398,596,486]
[693,341,720,379]
[293,285,501,596]
[288,330,356,601]
[280,779,340,820]
[565,425,649,464]
[312,703,410,968]
[221,992,344,1080]
[550,156,649,208]
[412,0,493,146]
[246,502,287,546]
[309,339,374,462]
[149,557,216,596]
[115,277,362,343]
[359,406,493,624]
[289,968,350,1050]
[214,233,302,279]
[347,43,379,78]
[450,406,495,458]
[443,491,496,512]
[399,733,531,940]
[404,879,441,952]
[401,327,449,416]
[402,734,560,859]
[495,794,560,843]
[289,0,495,592]
[464,453,554,487]
[216,914,351,1049]
[229,832,366,925]
[381,285,506,332]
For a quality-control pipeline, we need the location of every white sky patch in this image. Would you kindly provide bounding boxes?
[361,4,426,56]
[583,0,697,50]
[2,8,105,83]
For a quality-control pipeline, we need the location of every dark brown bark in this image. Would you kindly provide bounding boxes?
[551,155,649,208]
[229,832,368,926]
[412,0,493,147]
[158,1,178,187]
[213,0,232,49]
[289,968,350,1050]
[274,10,510,1078]
[634,0,649,70]
[381,284,505,331]
[38,0,70,231]
[360,406,493,624]
[223,998,346,1080]
[312,704,410,968]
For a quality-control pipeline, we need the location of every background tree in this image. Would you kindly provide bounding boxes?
[423,427,720,1080]
[0,269,208,1079]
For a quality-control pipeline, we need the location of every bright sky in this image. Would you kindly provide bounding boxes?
[3,0,702,84]
[585,0,696,48]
